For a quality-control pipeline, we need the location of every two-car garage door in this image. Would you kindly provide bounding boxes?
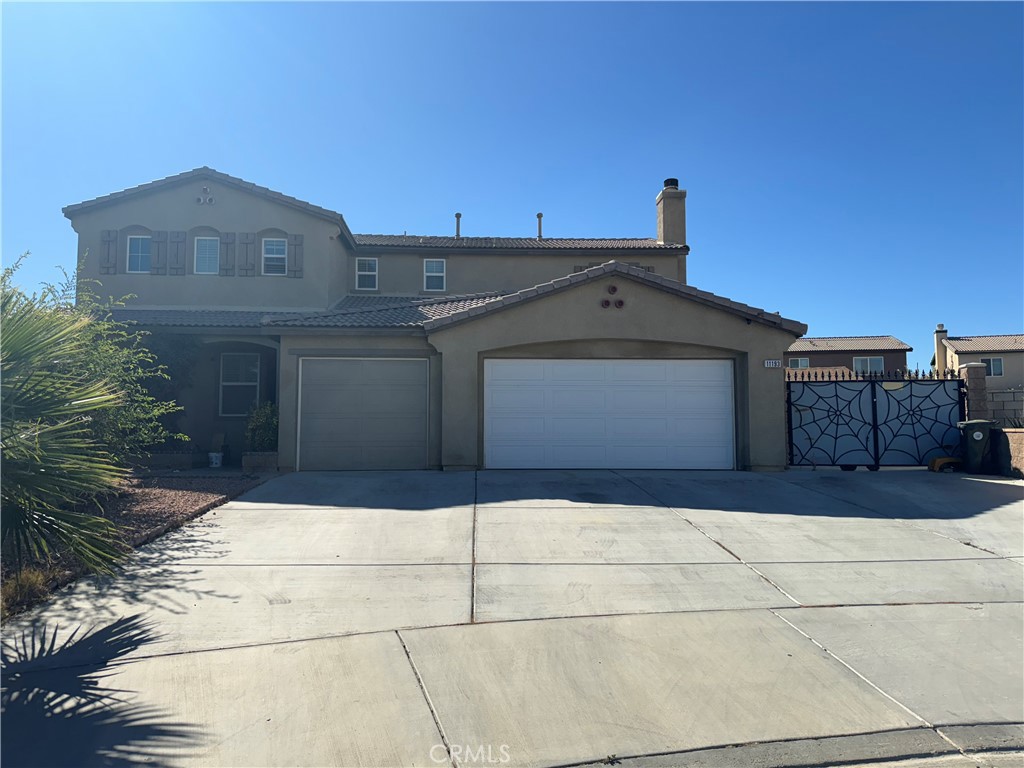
[484,359,734,469]
[297,357,734,470]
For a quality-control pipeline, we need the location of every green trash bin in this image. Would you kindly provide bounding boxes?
[957,419,999,474]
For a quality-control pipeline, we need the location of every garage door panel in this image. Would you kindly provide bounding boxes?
[488,364,546,383]
[666,387,732,412]
[488,388,547,410]
[610,417,668,439]
[610,389,668,411]
[670,362,732,384]
[551,389,606,410]
[550,361,608,381]
[672,416,732,442]
[299,358,428,470]
[551,417,608,439]
[489,416,546,439]
[608,361,669,383]
[484,359,734,469]
[611,445,670,465]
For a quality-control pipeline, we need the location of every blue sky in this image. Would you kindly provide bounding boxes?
[3,1,1021,368]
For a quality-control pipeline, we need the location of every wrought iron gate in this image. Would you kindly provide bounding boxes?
[787,375,966,468]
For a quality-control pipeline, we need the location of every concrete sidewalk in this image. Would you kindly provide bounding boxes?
[2,469,1022,767]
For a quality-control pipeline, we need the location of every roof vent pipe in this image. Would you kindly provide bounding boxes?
[455,212,462,239]
[537,212,543,239]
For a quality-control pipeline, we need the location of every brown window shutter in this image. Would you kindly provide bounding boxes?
[219,232,236,276]
[287,234,304,278]
[100,230,118,275]
[238,233,256,276]
[151,231,168,275]
[168,231,187,275]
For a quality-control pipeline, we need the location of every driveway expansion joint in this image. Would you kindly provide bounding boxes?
[768,608,932,728]
[396,629,458,768]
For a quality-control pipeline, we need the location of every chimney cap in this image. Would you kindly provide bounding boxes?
[663,178,679,190]
[935,323,945,331]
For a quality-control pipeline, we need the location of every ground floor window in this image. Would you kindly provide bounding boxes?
[220,353,260,416]
[788,358,809,369]
[853,356,885,374]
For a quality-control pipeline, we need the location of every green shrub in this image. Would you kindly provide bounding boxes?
[245,402,279,452]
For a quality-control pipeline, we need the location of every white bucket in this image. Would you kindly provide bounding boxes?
[208,452,223,468]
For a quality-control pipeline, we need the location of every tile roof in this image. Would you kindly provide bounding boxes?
[265,293,504,329]
[353,234,686,250]
[943,334,1024,353]
[787,336,912,353]
[107,262,807,336]
[110,309,294,328]
[421,261,807,335]
[61,168,688,253]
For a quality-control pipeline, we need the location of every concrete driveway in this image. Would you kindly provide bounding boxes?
[3,469,1022,767]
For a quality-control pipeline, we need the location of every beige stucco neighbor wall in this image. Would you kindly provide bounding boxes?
[276,333,440,471]
[944,350,1024,391]
[67,178,350,310]
[347,251,683,297]
[427,275,798,471]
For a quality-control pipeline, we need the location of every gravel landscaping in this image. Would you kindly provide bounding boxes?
[1,472,267,618]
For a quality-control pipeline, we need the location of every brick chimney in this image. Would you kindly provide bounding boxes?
[934,323,948,372]
[656,178,686,245]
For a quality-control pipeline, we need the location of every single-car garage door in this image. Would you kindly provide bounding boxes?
[298,358,428,470]
[484,359,734,469]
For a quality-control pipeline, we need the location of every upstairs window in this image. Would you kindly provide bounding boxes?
[195,237,220,274]
[356,258,378,290]
[788,358,809,369]
[262,238,287,276]
[981,357,1004,377]
[424,259,446,291]
[853,356,885,374]
[220,353,260,417]
[127,236,151,273]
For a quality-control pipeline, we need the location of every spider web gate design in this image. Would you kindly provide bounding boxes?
[786,377,966,468]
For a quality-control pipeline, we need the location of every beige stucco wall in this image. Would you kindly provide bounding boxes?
[427,275,798,471]
[346,250,684,298]
[276,333,440,471]
[947,350,1024,390]
[67,178,350,310]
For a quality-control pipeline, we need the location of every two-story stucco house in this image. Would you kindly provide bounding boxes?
[934,324,1024,390]
[63,168,806,472]
[785,336,912,376]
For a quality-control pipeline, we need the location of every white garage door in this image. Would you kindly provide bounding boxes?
[298,358,428,470]
[484,359,734,469]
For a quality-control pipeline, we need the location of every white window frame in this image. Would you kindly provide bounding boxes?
[262,238,288,276]
[126,235,152,274]
[355,257,378,291]
[980,357,1004,377]
[788,358,809,369]
[853,356,885,374]
[219,352,260,417]
[194,236,220,275]
[423,259,446,291]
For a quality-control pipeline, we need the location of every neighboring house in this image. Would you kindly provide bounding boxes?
[785,336,911,375]
[934,325,1024,390]
[64,168,807,471]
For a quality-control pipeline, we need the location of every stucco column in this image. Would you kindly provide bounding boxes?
[959,362,990,420]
